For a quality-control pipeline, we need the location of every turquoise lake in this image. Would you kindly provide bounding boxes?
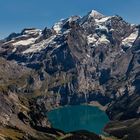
[47,105,109,134]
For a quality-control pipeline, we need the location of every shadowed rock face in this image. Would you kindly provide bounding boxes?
[0,10,140,139]
[104,118,140,140]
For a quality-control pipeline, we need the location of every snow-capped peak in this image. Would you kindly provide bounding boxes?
[88,10,104,19]
[53,21,63,34]
[22,28,42,36]
[67,16,80,23]
[53,16,80,34]
[80,10,106,24]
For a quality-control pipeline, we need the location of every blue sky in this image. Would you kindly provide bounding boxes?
[0,0,140,39]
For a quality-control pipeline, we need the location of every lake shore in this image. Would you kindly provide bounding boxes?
[48,101,108,112]
[88,101,108,111]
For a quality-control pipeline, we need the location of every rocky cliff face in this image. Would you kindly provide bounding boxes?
[0,10,140,140]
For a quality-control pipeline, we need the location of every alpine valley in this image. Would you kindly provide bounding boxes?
[0,10,140,140]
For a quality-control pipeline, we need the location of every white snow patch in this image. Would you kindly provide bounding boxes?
[13,37,37,46]
[12,48,17,53]
[122,30,139,47]
[95,17,110,23]
[87,54,90,58]
[96,35,110,45]
[23,35,56,54]
[55,44,62,49]
[110,28,115,32]
[63,29,71,35]
[97,25,108,32]
[87,34,97,44]
[89,10,104,19]
[68,16,79,22]
[53,21,63,33]
[23,29,42,35]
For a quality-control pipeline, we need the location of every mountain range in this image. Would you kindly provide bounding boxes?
[0,10,140,140]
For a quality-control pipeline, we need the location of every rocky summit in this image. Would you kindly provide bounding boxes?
[0,10,140,140]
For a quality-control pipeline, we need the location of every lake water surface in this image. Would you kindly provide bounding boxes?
[47,105,109,134]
